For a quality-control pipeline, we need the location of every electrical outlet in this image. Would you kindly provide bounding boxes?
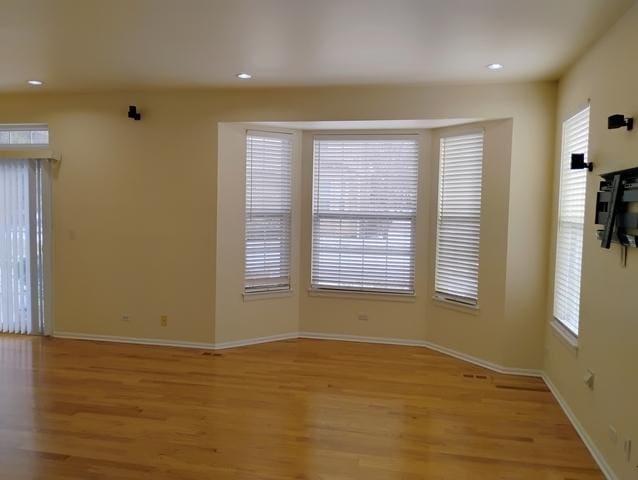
[160,315,168,327]
[583,369,595,390]
[121,314,130,322]
[357,312,369,322]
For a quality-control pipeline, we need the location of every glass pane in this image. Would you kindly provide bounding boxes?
[10,131,31,144]
[31,130,49,144]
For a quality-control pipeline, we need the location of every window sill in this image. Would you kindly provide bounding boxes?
[431,295,480,315]
[550,319,579,354]
[243,289,294,302]
[307,288,417,303]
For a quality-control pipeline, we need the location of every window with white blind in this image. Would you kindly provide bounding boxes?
[435,132,484,306]
[0,124,49,146]
[553,106,590,336]
[311,135,419,294]
[244,131,292,293]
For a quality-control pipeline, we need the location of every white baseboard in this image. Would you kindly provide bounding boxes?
[542,374,617,480]
[53,332,543,377]
[213,332,298,350]
[299,331,543,378]
[422,339,543,378]
[53,331,215,350]
[53,331,299,351]
[299,331,429,347]
[53,330,542,377]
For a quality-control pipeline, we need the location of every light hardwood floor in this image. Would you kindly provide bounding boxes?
[0,335,602,480]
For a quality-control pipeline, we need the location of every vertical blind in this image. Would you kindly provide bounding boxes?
[553,106,590,336]
[435,132,484,305]
[244,131,292,293]
[311,136,419,294]
[0,124,49,146]
[0,160,34,333]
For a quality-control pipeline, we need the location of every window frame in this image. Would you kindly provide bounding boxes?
[552,105,590,339]
[0,124,49,148]
[433,130,485,308]
[310,134,420,296]
[243,129,293,296]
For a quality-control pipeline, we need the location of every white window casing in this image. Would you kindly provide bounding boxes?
[435,132,484,306]
[553,106,590,336]
[311,135,419,295]
[0,124,49,147]
[244,131,293,294]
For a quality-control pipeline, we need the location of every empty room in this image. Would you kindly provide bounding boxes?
[1,0,637,479]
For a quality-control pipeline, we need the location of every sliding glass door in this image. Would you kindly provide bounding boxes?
[0,159,52,335]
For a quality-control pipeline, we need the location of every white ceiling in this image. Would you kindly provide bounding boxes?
[0,0,634,92]
[250,119,484,130]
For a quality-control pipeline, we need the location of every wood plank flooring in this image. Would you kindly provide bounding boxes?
[0,335,602,479]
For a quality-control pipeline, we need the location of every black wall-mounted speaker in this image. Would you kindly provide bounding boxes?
[128,105,141,121]
[608,114,633,130]
[571,153,593,171]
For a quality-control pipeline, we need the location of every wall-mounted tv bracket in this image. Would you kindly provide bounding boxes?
[595,167,638,266]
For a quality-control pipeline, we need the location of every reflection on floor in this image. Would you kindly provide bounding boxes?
[0,335,602,479]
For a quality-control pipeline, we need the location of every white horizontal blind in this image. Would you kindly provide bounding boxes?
[244,131,292,293]
[435,132,484,305]
[312,136,419,294]
[553,106,590,336]
[0,160,33,333]
[0,124,49,146]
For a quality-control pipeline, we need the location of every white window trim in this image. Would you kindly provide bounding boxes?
[243,288,294,302]
[307,287,417,303]
[434,130,484,306]
[552,106,589,337]
[313,133,420,141]
[432,294,480,311]
[550,318,579,352]
[0,124,50,148]
[243,130,293,296]
[432,295,480,316]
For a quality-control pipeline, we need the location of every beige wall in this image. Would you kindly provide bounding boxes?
[215,123,301,343]
[215,118,538,372]
[0,82,555,366]
[425,120,514,366]
[545,4,638,479]
[298,115,551,370]
[295,122,519,366]
[298,129,431,342]
[0,94,220,344]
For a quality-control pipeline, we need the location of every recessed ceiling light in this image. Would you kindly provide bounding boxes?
[486,63,504,71]
[27,80,44,86]
[236,73,252,79]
